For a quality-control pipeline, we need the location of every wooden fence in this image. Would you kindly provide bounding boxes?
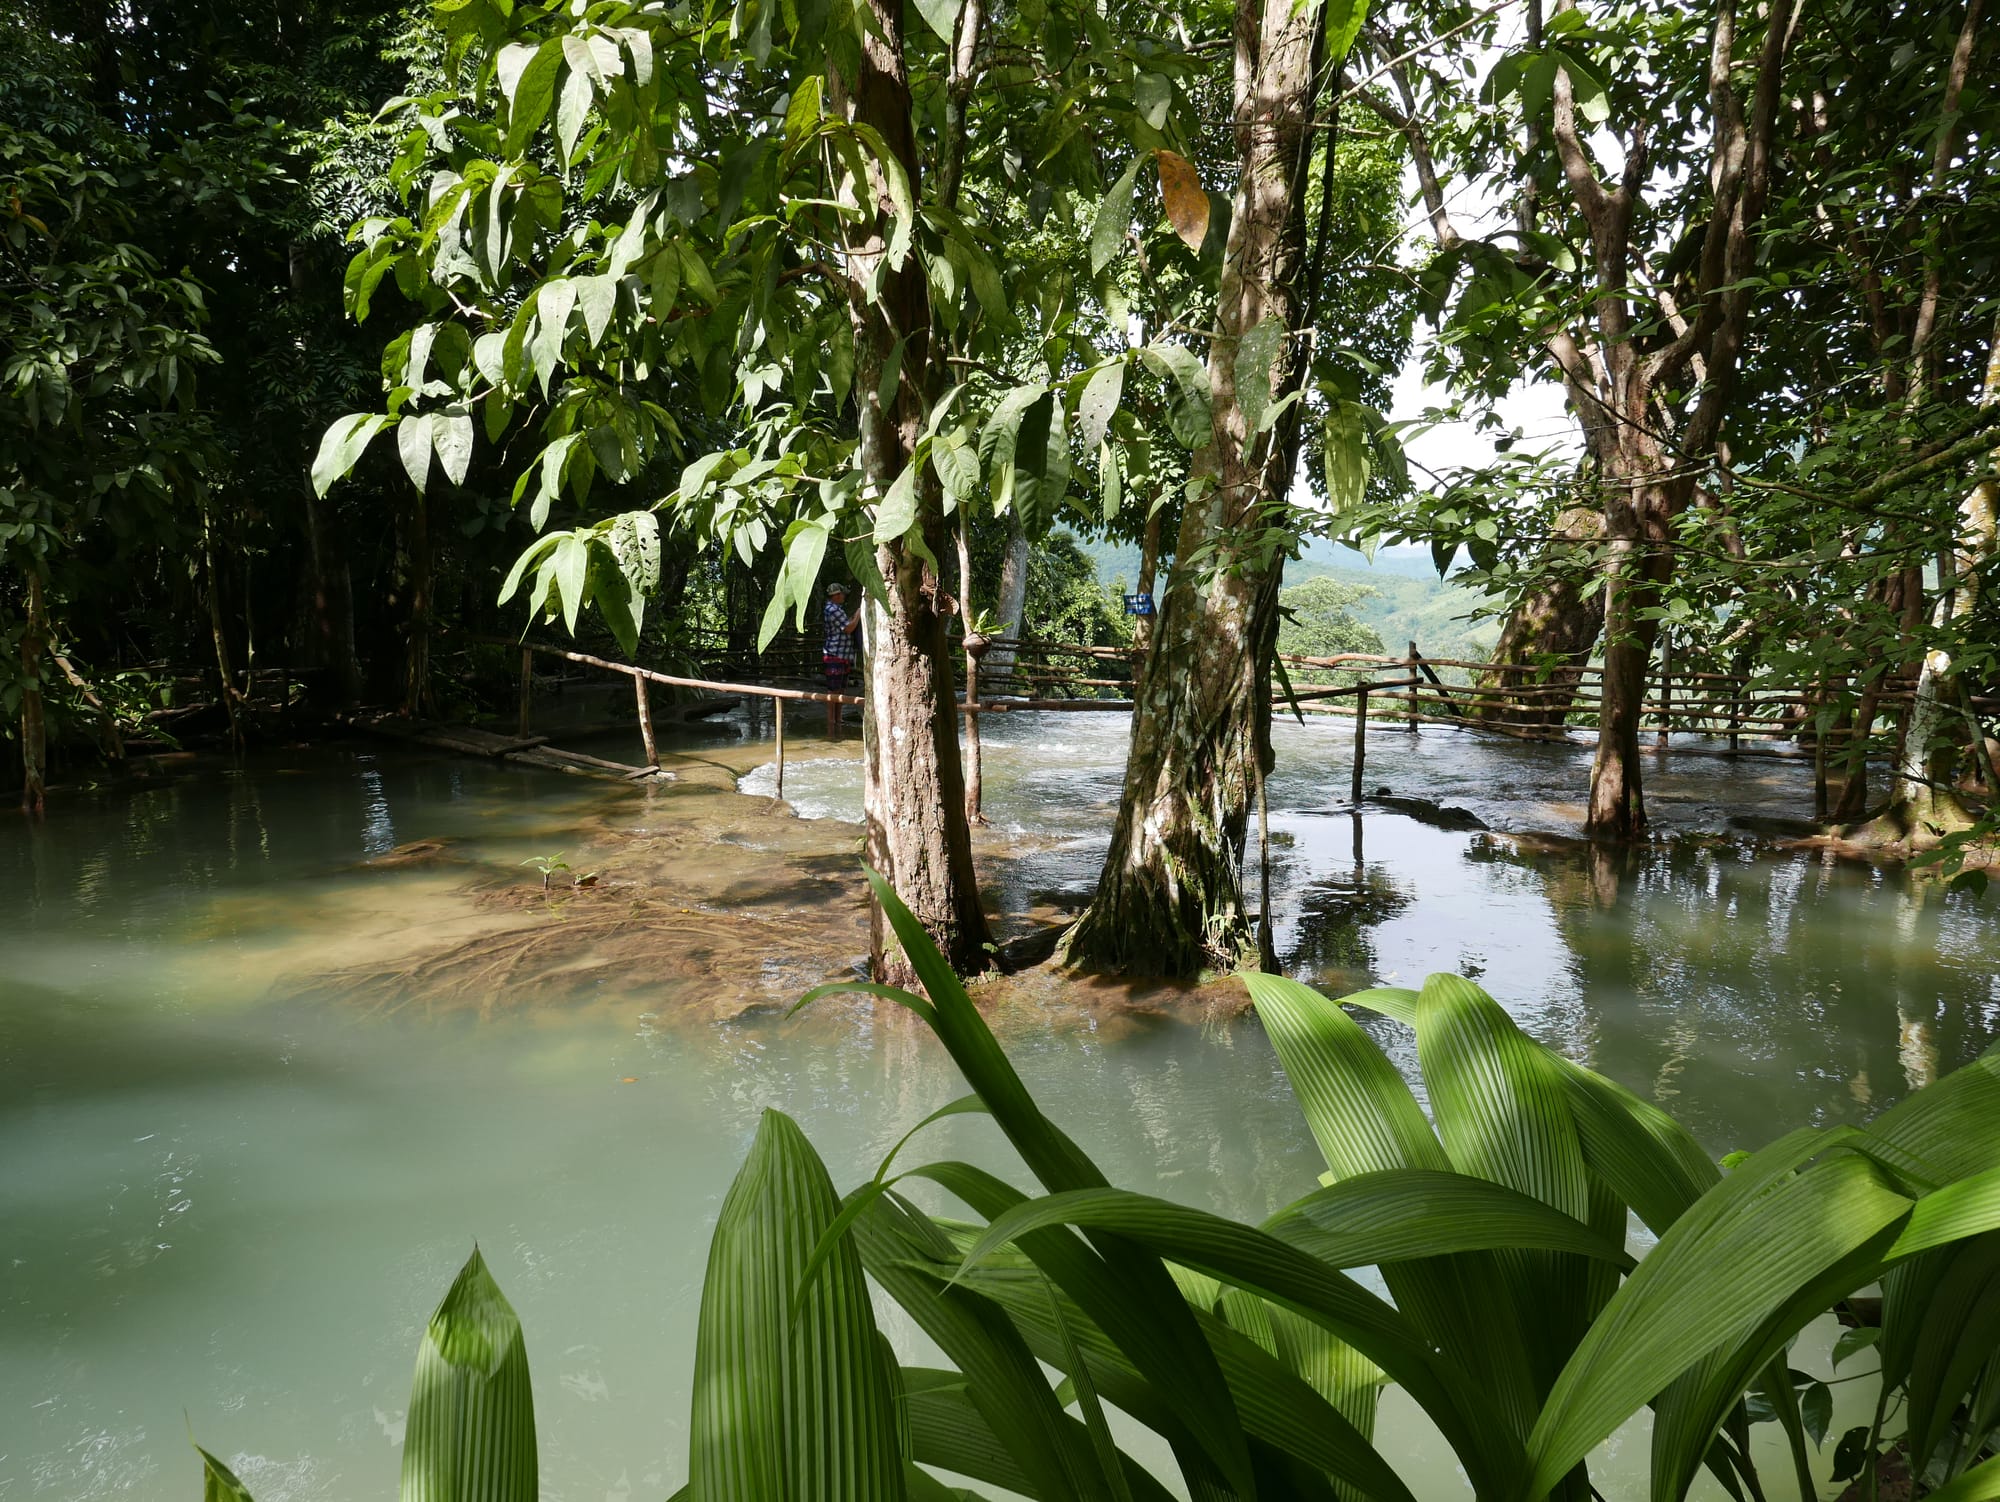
[483,628,1995,810]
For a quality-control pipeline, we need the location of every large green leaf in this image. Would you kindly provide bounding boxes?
[688,1110,904,1502]
[852,1193,1107,1501]
[1901,1233,2000,1475]
[1648,1235,1899,1501]
[1415,973,1593,1423]
[401,1248,537,1502]
[1242,974,1441,1179]
[1525,1135,1914,1496]
[1089,159,1141,276]
[1009,392,1069,540]
[943,1179,1518,1495]
[950,1245,1420,1502]
[1556,1059,1718,1233]
[1267,1169,1633,1270]
[311,412,394,498]
[1923,1453,2000,1502]
[1861,1047,2000,1187]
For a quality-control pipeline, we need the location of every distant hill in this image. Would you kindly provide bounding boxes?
[1075,534,1500,666]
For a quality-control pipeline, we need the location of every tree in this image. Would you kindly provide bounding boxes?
[306,0,1241,975]
[1370,0,1801,839]
[0,30,223,810]
[1063,1,1374,974]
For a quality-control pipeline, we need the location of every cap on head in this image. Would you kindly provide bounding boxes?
[827,582,847,597]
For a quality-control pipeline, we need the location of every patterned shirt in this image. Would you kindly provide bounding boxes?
[823,600,857,662]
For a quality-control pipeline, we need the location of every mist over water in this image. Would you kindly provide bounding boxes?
[4,720,1995,1499]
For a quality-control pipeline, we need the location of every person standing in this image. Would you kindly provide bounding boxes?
[821,582,860,739]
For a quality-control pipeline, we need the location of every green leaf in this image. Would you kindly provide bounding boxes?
[1830,1325,1879,1367]
[574,274,618,350]
[312,413,394,498]
[872,462,920,546]
[554,534,589,636]
[1322,401,1371,513]
[931,431,979,501]
[1798,1379,1832,1448]
[1074,362,1126,454]
[401,1248,537,1502]
[689,1111,904,1501]
[1415,973,1590,1216]
[844,532,890,611]
[1232,317,1284,448]
[1243,973,1443,1179]
[398,414,435,494]
[846,875,1258,1495]
[1921,1454,2000,1502]
[942,1178,1506,1499]
[197,1445,256,1502]
[980,383,1046,497]
[1325,0,1370,64]
[499,535,561,606]
[501,40,563,156]
[760,518,833,652]
[1137,344,1212,451]
[784,76,824,147]
[912,0,965,43]
[555,65,593,165]
[1010,391,1068,539]
[1525,1134,1913,1496]
[530,278,575,395]
[434,409,475,489]
[1268,1168,1634,1270]
[1090,158,1141,276]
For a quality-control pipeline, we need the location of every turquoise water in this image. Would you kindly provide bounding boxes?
[3,721,1996,1499]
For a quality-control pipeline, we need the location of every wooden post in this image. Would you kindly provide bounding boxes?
[517,647,533,737]
[1351,683,1368,805]
[774,696,786,798]
[1813,698,1829,823]
[634,673,659,768]
[1656,630,1672,750]
[1405,641,1419,731]
[963,643,986,824]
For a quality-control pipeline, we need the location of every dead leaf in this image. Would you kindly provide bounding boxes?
[1156,150,1210,252]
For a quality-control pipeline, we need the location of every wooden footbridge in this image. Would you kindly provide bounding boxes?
[359,626,1993,822]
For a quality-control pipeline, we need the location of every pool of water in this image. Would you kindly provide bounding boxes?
[3,718,1996,1500]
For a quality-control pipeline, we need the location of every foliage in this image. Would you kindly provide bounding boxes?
[1276,577,1383,682]
[195,872,2000,1501]
[1026,531,1132,650]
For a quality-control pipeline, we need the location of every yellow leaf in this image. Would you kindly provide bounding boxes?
[1156,150,1209,252]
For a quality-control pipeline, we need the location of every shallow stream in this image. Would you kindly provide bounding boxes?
[4,712,1997,1499]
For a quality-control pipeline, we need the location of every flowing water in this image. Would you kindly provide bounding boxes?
[4,712,1998,1500]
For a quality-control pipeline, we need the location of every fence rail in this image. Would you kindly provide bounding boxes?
[472,627,1995,812]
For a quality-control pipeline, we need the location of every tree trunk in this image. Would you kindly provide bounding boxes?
[401,490,432,717]
[986,513,1030,688]
[203,512,246,752]
[1065,0,1323,976]
[1833,566,1922,822]
[830,0,991,978]
[1586,449,1677,840]
[1133,499,1165,669]
[954,511,986,826]
[1858,317,2000,845]
[20,572,47,816]
[1475,501,1605,732]
[301,482,363,706]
